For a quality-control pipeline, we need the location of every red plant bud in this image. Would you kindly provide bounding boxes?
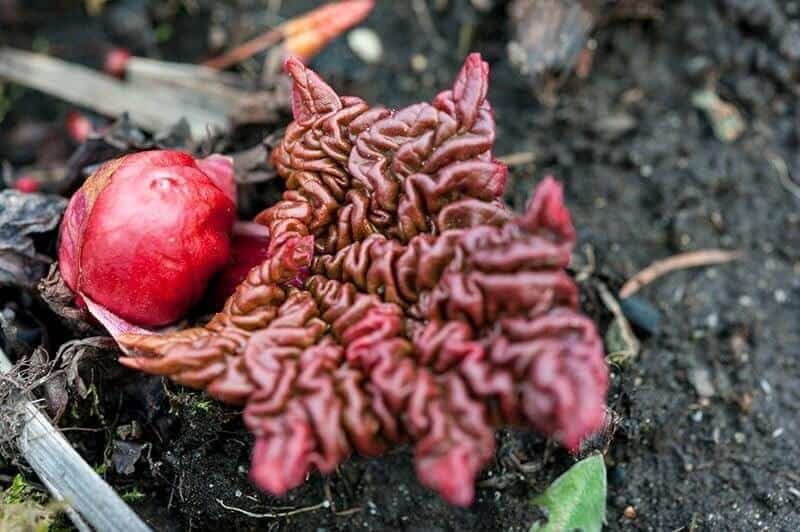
[103,47,131,78]
[14,175,39,193]
[65,111,94,143]
[59,150,237,327]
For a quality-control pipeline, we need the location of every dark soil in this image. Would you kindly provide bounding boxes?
[2,1,799,531]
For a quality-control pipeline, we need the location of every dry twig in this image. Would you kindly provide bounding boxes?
[204,0,374,69]
[216,498,329,519]
[620,249,743,298]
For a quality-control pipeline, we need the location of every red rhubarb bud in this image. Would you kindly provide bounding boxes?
[58,150,237,327]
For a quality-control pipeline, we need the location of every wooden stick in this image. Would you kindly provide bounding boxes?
[126,57,248,88]
[125,56,254,114]
[0,347,152,532]
[0,47,230,137]
[620,249,743,298]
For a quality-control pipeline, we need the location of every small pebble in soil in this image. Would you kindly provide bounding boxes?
[609,465,626,484]
[688,367,715,398]
[411,53,429,72]
[623,505,637,519]
[348,28,383,64]
[619,296,661,336]
[208,25,227,51]
[470,0,494,11]
[691,88,746,142]
[737,392,754,413]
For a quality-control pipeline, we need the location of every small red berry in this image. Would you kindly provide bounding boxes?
[66,111,94,143]
[103,47,131,79]
[14,176,39,193]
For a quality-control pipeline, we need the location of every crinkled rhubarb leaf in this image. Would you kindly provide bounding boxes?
[115,54,609,506]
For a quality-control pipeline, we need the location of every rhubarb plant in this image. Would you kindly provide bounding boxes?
[60,54,609,506]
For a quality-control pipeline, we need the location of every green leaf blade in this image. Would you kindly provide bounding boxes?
[530,454,607,532]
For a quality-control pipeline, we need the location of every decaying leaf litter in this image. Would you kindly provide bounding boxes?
[1,1,800,531]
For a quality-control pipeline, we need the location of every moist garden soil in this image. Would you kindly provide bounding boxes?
[1,1,799,531]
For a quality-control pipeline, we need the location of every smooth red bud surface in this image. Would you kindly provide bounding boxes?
[59,150,237,327]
